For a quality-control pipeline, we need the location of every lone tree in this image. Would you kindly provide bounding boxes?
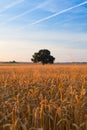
[31,49,55,64]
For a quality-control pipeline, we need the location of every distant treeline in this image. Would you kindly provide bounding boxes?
[0,61,87,65]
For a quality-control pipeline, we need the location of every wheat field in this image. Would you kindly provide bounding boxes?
[0,64,87,130]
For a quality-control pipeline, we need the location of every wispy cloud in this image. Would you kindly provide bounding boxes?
[5,0,51,22]
[7,7,38,22]
[31,1,87,25]
[0,0,24,13]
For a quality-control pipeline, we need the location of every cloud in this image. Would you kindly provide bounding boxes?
[31,1,87,25]
[0,0,24,13]
[7,7,38,22]
[5,0,51,22]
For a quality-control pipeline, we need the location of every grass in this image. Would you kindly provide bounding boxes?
[0,64,87,130]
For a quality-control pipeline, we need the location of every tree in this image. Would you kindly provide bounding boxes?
[31,49,55,64]
[9,60,16,63]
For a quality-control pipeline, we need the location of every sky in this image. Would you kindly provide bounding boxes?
[0,0,87,62]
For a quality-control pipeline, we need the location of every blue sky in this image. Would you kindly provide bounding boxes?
[0,0,87,62]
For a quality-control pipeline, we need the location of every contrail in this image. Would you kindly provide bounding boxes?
[31,1,87,25]
[0,0,24,13]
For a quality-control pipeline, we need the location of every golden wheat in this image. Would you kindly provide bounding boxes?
[0,64,87,130]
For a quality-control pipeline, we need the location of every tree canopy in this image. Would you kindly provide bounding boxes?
[31,49,55,64]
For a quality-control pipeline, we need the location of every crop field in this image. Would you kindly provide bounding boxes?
[0,64,87,130]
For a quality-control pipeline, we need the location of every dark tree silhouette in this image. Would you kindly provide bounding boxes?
[31,49,55,64]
